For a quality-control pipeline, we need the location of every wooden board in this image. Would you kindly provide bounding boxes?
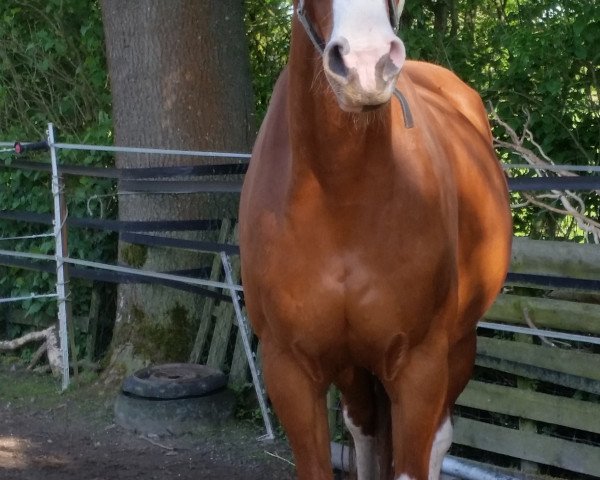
[486,294,600,335]
[189,219,231,363]
[475,353,600,395]
[228,330,249,387]
[457,380,600,435]
[206,301,234,371]
[511,238,600,281]
[453,417,600,477]
[477,337,600,382]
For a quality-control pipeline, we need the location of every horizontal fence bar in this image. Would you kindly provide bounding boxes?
[4,158,598,192]
[0,249,243,292]
[3,139,599,172]
[0,159,248,179]
[508,176,600,191]
[0,293,58,304]
[0,232,55,241]
[442,456,518,480]
[0,210,222,233]
[0,250,230,302]
[52,142,251,159]
[478,321,600,346]
[506,272,600,291]
[502,163,600,172]
[119,179,243,194]
[1,247,597,295]
[121,232,240,255]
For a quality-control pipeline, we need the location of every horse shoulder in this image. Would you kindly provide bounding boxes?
[402,62,512,327]
[403,61,493,143]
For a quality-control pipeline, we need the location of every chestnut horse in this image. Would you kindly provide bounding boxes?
[239,1,512,479]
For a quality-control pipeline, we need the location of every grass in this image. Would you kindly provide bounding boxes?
[0,360,115,422]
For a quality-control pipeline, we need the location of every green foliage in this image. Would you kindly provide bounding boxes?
[0,1,115,345]
[244,0,292,120]
[399,0,599,240]
[0,0,111,140]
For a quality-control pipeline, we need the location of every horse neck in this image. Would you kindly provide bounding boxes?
[287,23,395,191]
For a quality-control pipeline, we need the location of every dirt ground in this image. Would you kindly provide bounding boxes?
[0,364,296,480]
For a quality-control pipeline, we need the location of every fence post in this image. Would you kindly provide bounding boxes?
[220,251,275,441]
[48,123,72,390]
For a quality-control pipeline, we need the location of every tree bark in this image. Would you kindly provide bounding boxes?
[101,0,255,379]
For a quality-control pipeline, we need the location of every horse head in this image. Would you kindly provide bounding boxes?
[297,0,406,112]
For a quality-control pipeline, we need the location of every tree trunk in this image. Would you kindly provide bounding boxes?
[101,0,255,379]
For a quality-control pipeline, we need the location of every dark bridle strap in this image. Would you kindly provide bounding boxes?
[295,0,414,129]
[393,89,414,129]
[388,0,399,30]
[297,0,326,54]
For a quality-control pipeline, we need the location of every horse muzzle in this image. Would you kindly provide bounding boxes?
[323,35,406,112]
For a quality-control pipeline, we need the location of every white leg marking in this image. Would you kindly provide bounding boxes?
[395,475,416,480]
[343,407,379,480]
[428,416,453,480]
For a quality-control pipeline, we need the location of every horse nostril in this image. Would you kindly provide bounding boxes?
[325,39,350,80]
[380,38,406,82]
[390,39,406,69]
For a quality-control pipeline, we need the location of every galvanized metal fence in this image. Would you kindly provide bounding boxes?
[0,125,274,438]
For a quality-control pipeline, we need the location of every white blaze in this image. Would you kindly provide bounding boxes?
[329,0,405,91]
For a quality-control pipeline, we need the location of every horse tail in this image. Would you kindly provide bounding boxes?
[374,379,394,480]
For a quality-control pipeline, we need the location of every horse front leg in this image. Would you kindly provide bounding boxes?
[261,339,334,480]
[381,336,453,480]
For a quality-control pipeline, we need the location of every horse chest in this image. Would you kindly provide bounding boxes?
[249,210,453,358]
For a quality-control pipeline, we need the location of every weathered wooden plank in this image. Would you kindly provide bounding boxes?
[85,286,101,361]
[511,237,600,281]
[189,218,231,363]
[477,337,600,382]
[486,294,600,335]
[514,333,539,475]
[228,331,248,387]
[206,223,240,372]
[206,301,234,371]
[229,307,251,388]
[475,353,600,395]
[457,380,600,435]
[453,417,600,477]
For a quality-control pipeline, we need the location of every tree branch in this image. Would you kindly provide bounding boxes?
[490,105,599,243]
[0,326,62,377]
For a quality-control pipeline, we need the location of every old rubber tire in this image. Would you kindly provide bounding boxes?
[114,388,236,436]
[121,363,228,400]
